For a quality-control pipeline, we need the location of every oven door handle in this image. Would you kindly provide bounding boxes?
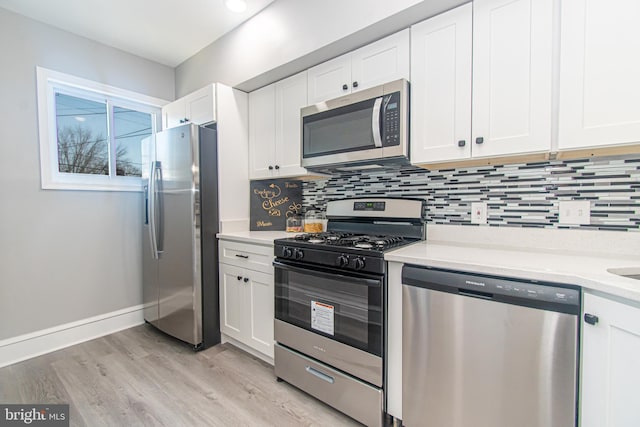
[273,260,382,287]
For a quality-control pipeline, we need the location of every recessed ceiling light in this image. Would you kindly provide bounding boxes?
[225,0,247,13]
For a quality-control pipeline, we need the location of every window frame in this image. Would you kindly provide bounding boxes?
[36,67,168,191]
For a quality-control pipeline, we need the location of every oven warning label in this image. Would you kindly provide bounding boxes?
[311,301,335,336]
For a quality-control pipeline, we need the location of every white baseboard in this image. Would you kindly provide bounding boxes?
[0,304,145,368]
[221,334,274,366]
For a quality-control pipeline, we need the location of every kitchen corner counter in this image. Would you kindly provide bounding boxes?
[385,240,640,303]
[217,231,295,246]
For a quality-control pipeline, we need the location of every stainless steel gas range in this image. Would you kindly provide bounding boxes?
[273,197,425,427]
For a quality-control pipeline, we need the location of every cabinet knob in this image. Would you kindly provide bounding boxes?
[475,137,484,144]
[268,165,274,170]
[342,84,348,91]
[236,276,242,281]
[353,81,359,88]
[275,165,280,170]
[458,140,466,147]
[243,277,249,283]
[584,313,599,325]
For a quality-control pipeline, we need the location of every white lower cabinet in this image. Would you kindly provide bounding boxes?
[581,292,640,427]
[218,240,275,360]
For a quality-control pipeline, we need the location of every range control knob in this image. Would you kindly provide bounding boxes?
[353,257,366,270]
[282,247,293,258]
[294,249,304,260]
[336,255,350,268]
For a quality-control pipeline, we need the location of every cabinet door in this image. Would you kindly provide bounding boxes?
[307,54,352,104]
[185,85,216,125]
[219,264,246,342]
[582,293,640,427]
[162,99,186,130]
[472,0,552,157]
[559,0,640,150]
[274,71,308,178]
[246,271,275,358]
[249,84,277,180]
[410,5,472,164]
[351,29,410,94]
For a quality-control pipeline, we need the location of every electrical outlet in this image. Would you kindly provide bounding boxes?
[471,202,487,224]
[559,201,591,225]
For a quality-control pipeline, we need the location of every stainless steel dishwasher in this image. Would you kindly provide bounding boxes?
[402,265,580,427]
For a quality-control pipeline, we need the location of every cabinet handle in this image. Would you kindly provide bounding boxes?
[475,137,484,144]
[184,118,190,122]
[268,165,274,170]
[235,254,249,259]
[237,276,242,281]
[352,81,359,88]
[275,165,280,170]
[179,119,184,123]
[342,84,348,91]
[458,140,466,147]
[243,277,249,283]
[584,313,599,325]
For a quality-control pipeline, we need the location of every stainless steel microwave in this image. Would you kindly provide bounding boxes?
[301,79,409,172]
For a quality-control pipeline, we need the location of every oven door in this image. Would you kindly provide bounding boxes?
[274,260,385,386]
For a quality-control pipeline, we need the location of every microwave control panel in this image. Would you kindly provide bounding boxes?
[382,92,401,147]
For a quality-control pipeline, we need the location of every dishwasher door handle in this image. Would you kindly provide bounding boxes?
[458,289,494,300]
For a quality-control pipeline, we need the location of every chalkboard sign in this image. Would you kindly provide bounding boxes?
[250,179,303,231]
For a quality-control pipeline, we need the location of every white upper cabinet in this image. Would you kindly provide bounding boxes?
[306,55,352,105]
[411,0,553,165]
[274,71,308,177]
[471,0,553,158]
[581,293,640,427]
[559,0,640,150]
[307,29,410,104]
[249,71,309,180]
[410,3,473,163]
[249,84,277,179]
[162,84,216,130]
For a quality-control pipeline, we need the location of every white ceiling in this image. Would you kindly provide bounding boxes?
[0,0,275,67]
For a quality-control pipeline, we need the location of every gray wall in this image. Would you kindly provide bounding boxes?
[175,0,467,95]
[0,7,175,340]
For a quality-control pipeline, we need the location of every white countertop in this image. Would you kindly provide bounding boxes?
[385,239,640,303]
[217,230,298,245]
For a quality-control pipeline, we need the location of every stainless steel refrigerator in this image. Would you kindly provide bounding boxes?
[142,123,220,349]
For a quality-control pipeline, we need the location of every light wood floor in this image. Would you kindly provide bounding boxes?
[0,324,362,426]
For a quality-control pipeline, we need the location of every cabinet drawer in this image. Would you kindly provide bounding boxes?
[219,240,273,274]
[275,344,383,427]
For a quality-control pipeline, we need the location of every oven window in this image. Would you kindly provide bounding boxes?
[302,98,378,158]
[275,265,383,356]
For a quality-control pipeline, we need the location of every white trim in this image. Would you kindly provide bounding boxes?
[0,304,145,368]
[36,66,169,192]
[221,333,274,366]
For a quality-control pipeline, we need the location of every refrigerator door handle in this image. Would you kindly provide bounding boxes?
[156,162,164,255]
[148,161,159,260]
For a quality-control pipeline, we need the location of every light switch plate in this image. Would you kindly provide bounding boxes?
[471,202,487,224]
[559,200,591,225]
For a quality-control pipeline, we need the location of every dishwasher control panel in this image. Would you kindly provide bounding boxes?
[402,265,581,314]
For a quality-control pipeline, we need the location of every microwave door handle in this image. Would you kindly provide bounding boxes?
[372,97,383,148]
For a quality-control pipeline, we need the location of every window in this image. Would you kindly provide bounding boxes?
[37,67,167,191]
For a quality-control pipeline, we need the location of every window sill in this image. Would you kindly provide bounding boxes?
[42,181,143,192]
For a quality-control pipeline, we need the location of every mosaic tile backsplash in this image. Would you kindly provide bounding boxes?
[302,156,640,232]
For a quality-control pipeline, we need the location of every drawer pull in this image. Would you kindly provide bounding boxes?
[235,254,249,259]
[305,366,335,384]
